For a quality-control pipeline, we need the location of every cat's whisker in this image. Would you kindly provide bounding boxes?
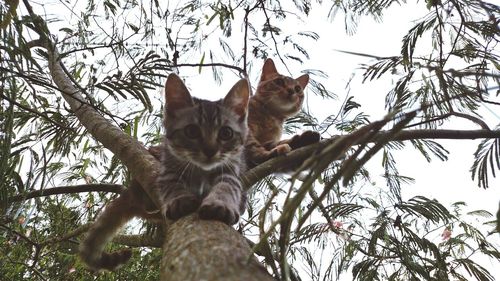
[178,162,191,180]
[223,162,238,177]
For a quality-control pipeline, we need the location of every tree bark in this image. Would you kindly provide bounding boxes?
[161,215,275,281]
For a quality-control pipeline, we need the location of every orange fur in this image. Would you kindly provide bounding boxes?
[246,58,318,167]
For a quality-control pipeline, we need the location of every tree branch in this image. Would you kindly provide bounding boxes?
[113,232,163,248]
[243,129,500,189]
[41,223,164,248]
[0,91,74,130]
[21,1,162,210]
[7,184,125,203]
[175,63,245,76]
[160,215,275,281]
[46,43,161,209]
[40,224,91,247]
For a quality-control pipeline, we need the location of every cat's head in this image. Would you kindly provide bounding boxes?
[254,58,309,117]
[163,73,250,171]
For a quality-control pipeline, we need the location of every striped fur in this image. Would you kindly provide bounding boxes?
[78,74,250,272]
[157,74,249,225]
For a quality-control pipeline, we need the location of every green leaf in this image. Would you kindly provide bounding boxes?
[198,52,205,74]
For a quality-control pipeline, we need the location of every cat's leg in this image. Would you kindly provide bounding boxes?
[79,189,138,271]
[198,175,243,225]
[129,179,163,222]
[279,130,321,150]
[156,175,201,220]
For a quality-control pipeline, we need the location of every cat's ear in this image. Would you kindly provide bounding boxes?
[260,58,278,81]
[295,74,309,90]
[164,73,194,117]
[224,79,250,120]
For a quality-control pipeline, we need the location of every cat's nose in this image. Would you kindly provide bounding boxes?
[287,88,295,96]
[203,147,217,159]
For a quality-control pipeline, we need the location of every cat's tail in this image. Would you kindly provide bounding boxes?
[79,189,137,272]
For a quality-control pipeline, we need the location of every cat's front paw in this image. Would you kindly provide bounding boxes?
[276,143,292,154]
[164,194,200,220]
[289,130,320,150]
[198,199,240,225]
[269,143,292,158]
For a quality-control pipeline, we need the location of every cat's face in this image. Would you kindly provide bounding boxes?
[254,58,309,116]
[163,74,249,171]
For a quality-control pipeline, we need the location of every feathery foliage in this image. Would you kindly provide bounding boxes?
[1,0,499,280]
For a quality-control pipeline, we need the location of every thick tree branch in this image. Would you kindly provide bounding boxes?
[45,47,161,208]
[160,215,275,281]
[7,184,124,203]
[21,0,161,209]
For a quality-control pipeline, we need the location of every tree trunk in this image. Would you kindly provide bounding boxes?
[161,215,275,281]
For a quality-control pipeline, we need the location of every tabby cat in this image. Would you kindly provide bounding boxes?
[156,73,249,224]
[245,58,320,167]
[79,74,249,271]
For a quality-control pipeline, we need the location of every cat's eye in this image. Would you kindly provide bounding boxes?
[184,124,201,139]
[218,126,233,141]
[294,85,302,93]
[274,78,285,86]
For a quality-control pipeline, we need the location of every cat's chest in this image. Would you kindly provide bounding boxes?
[249,117,283,146]
[184,174,212,196]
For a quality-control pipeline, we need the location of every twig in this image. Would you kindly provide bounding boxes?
[243,6,250,75]
[450,112,490,130]
[175,63,245,76]
[242,2,260,76]
[7,184,125,203]
[0,223,38,246]
[407,112,490,130]
[258,0,290,74]
[40,224,92,246]
[0,91,74,130]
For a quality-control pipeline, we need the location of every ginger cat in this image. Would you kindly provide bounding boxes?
[245,58,320,167]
